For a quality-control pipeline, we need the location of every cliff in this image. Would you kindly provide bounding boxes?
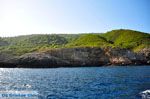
[0,47,149,68]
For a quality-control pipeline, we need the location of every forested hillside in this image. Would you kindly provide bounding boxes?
[0,29,149,55]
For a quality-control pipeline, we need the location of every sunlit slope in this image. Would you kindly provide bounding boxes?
[0,29,149,55]
[66,34,111,47]
[103,29,150,49]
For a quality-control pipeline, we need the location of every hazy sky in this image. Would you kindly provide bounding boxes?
[0,0,150,37]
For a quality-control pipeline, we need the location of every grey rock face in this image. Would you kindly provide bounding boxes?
[0,53,18,67]
[104,48,148,65]
[0,47,149,68]
[18,47,109,67]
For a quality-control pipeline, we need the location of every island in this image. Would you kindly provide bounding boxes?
[0,29,150,68]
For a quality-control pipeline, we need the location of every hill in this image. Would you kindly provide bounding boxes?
[0,29,149,55]
[66,34,111,47]
[102,29,150,50]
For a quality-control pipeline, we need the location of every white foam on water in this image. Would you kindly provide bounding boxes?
[140,90,150,99]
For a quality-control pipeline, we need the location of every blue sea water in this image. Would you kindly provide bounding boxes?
[0,66,150,99]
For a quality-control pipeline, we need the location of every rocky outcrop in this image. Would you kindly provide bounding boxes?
[139,48,150,63]
[0,53,18,67]
[17,47,109,68]
[0,47,149,68]
[105,48,148,65]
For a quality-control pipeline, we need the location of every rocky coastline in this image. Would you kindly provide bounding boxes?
[0,47,149,68]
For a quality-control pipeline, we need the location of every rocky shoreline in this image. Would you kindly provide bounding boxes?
[0,47,150,68]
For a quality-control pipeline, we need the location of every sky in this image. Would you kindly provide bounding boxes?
[0,0,150,37]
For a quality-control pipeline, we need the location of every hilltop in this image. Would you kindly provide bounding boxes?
[102,29,150,50]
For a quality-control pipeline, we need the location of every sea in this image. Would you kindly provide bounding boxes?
[0,66,150,99]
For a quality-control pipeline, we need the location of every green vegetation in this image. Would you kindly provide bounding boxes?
[66,34,111,47]
[102,29,150,48]
[0,37,8,46]
[0,29,149,55]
